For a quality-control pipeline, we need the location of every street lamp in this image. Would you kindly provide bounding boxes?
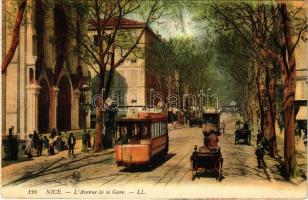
[81,83,91,132]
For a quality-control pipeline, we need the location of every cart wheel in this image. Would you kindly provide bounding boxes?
[218,160,223,181]
[191,159,195,181]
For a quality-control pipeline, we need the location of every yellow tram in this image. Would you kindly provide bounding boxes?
[115,112,169,166]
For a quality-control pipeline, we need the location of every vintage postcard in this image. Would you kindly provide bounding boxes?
[1,0,307,199]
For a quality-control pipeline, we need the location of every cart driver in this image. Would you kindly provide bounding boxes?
[206,130,220,153]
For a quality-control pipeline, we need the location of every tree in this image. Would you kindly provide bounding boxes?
[260,2,307,178]
[68,0,167,152]
[1,0,27,74]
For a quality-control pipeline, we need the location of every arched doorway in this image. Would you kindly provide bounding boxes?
[57,76,71,131]
[38,79,50,133]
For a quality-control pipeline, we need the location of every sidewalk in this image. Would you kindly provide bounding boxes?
[262,130,307,184]
[1,138,115,186]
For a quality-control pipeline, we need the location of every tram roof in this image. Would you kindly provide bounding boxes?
[116,112,167,122]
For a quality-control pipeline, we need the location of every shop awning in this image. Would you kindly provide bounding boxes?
[296,106,308,120]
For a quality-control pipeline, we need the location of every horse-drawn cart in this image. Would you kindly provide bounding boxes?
[190,145,223,181]
[202,111,221,136]
[235,129,251,144]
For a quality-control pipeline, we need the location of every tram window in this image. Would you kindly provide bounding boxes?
[142,125,150,139]
[153,123,157,138]
[151,124,155,138]
[156,123,159,137]
[118,125,128,144]
[155,123,158,138]
[161,123,165,135]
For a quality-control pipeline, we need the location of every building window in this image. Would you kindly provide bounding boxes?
[131,58,137,63]
[32,35,37,56]
[29,68,34,84]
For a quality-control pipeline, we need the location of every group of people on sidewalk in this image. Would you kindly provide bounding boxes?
[24,129,92,158]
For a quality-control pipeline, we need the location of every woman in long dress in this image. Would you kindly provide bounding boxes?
[25,135,33,158]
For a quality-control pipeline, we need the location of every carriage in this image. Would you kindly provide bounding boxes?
[235,128,251,144]
[202,111,221,137]
[190,145,223,181]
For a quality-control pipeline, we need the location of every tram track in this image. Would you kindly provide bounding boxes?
[152,128,203,186]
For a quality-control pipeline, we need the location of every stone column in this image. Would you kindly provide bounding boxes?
[86,91,92,129]
[26,84,41,135]
[49,87,59,130]
[71,89,81,130]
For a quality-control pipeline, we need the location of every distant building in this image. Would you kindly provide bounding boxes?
[295,32,308,123]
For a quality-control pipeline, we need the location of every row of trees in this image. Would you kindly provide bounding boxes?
[148,38,213,110]
[204,2,307,179]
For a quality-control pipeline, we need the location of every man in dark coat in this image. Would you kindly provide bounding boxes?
[37,135,43,157]
[32,130,39,150]
[255,141,266,168]
[67,133,76,158]
[7,127,19,160]
[86,131,91,149]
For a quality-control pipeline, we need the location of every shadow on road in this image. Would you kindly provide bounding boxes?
[120,153,176,173]
[3,153,113,187]
[2,157,34,168]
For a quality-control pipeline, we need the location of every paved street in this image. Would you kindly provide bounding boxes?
[1,114,306,198]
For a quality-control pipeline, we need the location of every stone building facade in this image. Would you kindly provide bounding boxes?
[2,0,90,139]
[88,18,164,110]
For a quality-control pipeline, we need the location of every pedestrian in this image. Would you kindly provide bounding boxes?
[81,130,88,153]
[32,130,39,150]
[37,134,43,157]
[255,141,266,169]
[6,127,19,160]
[67,133,76,158]
[296,124,302,143]
[42,136,49,154]
[25,134,33,158]
[55,132,63,153]
[220,121,225,134]
[51,128,57,139]
[87,131,91,149]
[303,129,307,145]
[235,119,241,130]
[49,134,56,155]
[172,109,177,129]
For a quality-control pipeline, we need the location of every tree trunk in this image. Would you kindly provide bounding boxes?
[255,62,265,137]
[265,62,278,157]
[94,75,105,152]
[281,3,296,179]
[283,74,296,178]
[1,0,27,74]
[94,108,104,152]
